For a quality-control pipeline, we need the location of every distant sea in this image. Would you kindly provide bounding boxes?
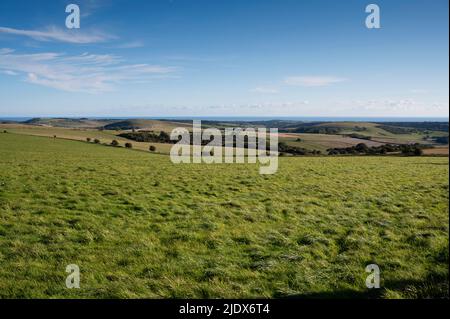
[0,116,448,122]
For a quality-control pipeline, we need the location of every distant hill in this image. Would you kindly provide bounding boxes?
[22,118,191,132]
[24,118,115,128]
[102,119,191,131]
[375,122,449,132]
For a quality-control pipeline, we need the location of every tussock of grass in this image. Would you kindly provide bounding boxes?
[0,133,448,298]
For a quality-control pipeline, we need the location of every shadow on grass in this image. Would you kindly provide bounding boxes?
[408,162,449,165]
[277,275,449,299]
[279,289,381,299]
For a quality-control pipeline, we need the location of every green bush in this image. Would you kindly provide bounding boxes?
[125,142,133,149]
[149,145,156,152]
[111,140,119,147]
[86,137,91,142]
[94,139,100,144]
[414,148,424,156]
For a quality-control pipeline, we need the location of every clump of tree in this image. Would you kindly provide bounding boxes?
[111,140,119,147]
[292,127,341,134]
[401,144,424,156]
[119,131,172,143]
[86,137,91,142]
[125,142,133,148]
[345,133,372,140]
[94,139,100,144]
[327,143,426,156]
[149,145,156,152]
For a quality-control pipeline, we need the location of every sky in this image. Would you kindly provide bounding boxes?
[0,0,448,117]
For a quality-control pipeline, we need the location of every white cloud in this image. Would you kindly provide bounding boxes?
[205,101,310,110]
[341,98,449,114]
[409,89,429,94]
[1,70,18,75]
[250,87,279,94]
[0,48,177,93]
[0,26,113,44]
[284,76,346,87]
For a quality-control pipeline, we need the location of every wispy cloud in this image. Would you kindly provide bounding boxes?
[340,98,448,114]
[0,49,177,93]
[250,87,279,94]
[204,101,310,111]
[1,70,18,75]
[0,26,114,44]
[284,76,346,87]
[409,89,429,94]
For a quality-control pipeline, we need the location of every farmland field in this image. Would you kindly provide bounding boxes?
[0,123,174,154]
[0,133,448,298]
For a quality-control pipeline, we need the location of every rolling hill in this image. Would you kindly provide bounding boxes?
[0,133,448,298]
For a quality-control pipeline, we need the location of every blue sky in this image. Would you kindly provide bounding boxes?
[0,0,448,117]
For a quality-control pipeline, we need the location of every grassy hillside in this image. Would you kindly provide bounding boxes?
[102,119,192,131]
[0,124,173,154]
[23,118,116,128]
[281,122,448,146]
[3,119,448,156]
[279,133,383,153]
[0,133,448,298]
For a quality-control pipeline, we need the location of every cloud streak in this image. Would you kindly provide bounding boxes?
[0,49,177,93]
[250,87,279,94]
[338,98,449,114]
[0,26,113,44]
[284,76,346,87]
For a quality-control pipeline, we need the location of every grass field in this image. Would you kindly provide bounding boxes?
[280,122,448,153]
[0,133,448,298]
[279,133,384,153]
[2,121,448,156]
[0,124,174,154]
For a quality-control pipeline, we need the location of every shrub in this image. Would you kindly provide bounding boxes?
[3,130,7,133]
[125,142,133,148]
[414,147,424,156]
[94,139,100,144]
[86,137,91,142]
[149,145,156,152]
[53,135,57,138]
[111,140,119,147]
[355,143,369,152]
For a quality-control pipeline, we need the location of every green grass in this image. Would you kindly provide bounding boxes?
[0,133,448,298]
[328,122,443,145]
[279,133,383,152]
[0,124,174,154]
